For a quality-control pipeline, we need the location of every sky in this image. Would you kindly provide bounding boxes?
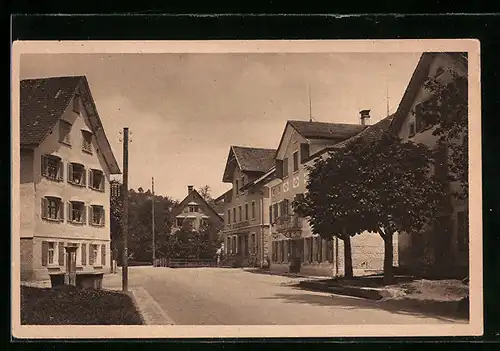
[20,51,422,202]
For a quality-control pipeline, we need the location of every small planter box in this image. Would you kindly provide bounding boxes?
[76,273,104,289]
[49,273,65,288]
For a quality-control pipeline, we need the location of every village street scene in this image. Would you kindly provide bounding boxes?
[17,48,470,327]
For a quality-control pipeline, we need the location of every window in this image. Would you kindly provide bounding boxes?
[457,211,469,251]
[273,203,279,220]
[68,163,86,186]
[283,157,289,178]
[90,169,105,191]
[238,206,242,222]
[408,122,416,137]
[251,233,256,254]
[269,205,273,224]
[81,243,87,265]
[251,201,256,219]
[189,206,196,212]
[233,208,236,223]
[73,94,80,113]
[69,201,86,224]
[245,203,249,221]
[90,205,105,226]
[235,180,239,197]
[48,242,56,265]
[89,244,99,265]
[176,218,184,227]
[227,209,231,224]
[59,120,72,145]
[41,197,63,221]
[293,151,299,172]
[82,131,93,154]
[282,199,289,216]
[41,155,63,181]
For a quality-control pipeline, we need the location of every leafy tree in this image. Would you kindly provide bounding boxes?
[414,58,468,199]
[198,185,216,207]
[110,182,178,263]
[293,133,445,283]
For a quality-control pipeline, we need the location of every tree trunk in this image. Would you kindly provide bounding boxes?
[382,231,394,284]
[343,232,353,279]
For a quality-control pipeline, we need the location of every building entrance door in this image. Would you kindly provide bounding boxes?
[64,246,78,286]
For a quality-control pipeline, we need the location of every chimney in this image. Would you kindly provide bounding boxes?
[359,109,371,126]
[188,185,193,194]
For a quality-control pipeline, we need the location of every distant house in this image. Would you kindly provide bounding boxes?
[389,52,469,277]
[220,146,276,267]
[253,115,398,277]
[20,76,121,281]
[170,185,224,239]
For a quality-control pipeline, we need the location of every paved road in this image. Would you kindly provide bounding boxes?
[104,267,465,325]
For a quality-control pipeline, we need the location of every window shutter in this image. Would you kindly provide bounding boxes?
[101,244,106,266]
[269,205,273,224]
[89,205,94,225]
[41,241,48,266]
[81,243,87,265]
[68,163,73,183]
[102,208,106,226]
[57,160,64,181]
[58,242,65,266]
[100,177,105,192]
[58,200,63,221]
[82,204,87,224]
[89,245,94,265]
[300,143,310,164]
[68,202,72,222]
[89,169,93,188]
[82,167,87,186]
[41,198,48,219]
[283,158,289,177]
[275,160,283,178]
[41,155,47,176]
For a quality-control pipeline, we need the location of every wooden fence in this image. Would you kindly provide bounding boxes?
[154,258,219,268]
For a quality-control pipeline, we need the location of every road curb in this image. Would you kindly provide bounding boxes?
[298,280,385,300]
[130,287,175,325]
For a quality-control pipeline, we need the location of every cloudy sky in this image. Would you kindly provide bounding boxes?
[20,51,422,201]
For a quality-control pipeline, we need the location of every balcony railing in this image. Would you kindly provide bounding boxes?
[275,215,303,233]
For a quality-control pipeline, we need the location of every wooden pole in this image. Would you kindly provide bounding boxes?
[122,127,129,293]
[152,176,155,266]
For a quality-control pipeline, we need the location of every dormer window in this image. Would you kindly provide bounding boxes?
[59,120,72,146]
[82,130,93,154]
[90,169,105,192]
[41,155,63,181]
[73,93,80,114]
[68,163,87,186]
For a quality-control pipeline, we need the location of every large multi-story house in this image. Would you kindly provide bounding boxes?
[170,185,224,239]
[389,52,469,277]
[19,76,121,282]
[249,116,399,277]
[220,146,276,267]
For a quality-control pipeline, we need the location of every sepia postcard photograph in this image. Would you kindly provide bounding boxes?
[11,39,482,339]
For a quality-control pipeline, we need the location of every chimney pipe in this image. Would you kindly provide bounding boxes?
[188,185,193,194]
[359,109,371,126]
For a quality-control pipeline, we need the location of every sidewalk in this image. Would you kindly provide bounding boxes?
[295,276,470,321]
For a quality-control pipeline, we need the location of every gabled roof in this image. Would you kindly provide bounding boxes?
[288,120,367,140]
[303,114,395,164]
[389,52,468,135]
[20,75,121,174]
[170,188,224,223]
[241,166,277,191]
[222,145,276,183]
[274,120,367,160]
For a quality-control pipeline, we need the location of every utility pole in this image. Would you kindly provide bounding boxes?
[122,127,129,293]
[152,176,155,266]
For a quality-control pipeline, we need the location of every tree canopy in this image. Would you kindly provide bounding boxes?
[293,132,446,282]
